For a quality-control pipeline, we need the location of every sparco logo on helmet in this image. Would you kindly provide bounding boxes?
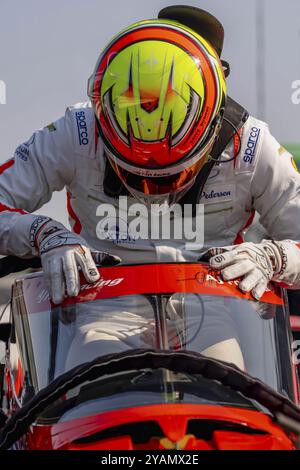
[243,127,261,164]
[75,111,89,145]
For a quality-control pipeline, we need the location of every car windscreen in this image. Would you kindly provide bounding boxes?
[17,264,292,401]
[26,290,290,424]
[23,291,288,390]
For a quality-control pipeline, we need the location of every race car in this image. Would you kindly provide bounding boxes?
[0,257,300,450]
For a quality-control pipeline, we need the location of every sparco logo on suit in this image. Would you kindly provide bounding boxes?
[243,127,261,164]
[75,111,89,145]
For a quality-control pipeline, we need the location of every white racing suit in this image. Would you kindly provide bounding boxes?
[1,102,300,369]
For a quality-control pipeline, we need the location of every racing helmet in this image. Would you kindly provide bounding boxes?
[88,19,227,207]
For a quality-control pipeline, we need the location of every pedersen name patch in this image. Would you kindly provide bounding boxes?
[75,111,89,146]
[243,126,261,165]
[200,183,234,204]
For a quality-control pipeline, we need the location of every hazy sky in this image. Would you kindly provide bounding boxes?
[0,0,300,224]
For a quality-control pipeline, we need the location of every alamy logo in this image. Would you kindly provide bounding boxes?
[95,196,204,251]
[291,80,300,105]
[0,80,6,104]
[292,340,300,365]
[243,126,261,164]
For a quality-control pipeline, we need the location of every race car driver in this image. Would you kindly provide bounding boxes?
[0,6,300,309]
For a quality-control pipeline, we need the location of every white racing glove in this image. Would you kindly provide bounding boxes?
[205,240,300,300]
[31,217,121,304]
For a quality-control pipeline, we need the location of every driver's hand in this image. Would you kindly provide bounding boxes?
[206,240,300,299]
[205,242,278,300]
[34,218,121,304]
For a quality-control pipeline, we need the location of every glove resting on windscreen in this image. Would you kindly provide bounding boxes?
[33,217,121,304]
[204,240,300,300]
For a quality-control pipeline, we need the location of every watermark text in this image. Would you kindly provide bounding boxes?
[95,196,204,251]
[291,80,300,104]
[0,80,6,104]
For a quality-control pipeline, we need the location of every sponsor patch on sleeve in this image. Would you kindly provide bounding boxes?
[291,157,299,173]
[243,126,261,164]
[14,133,36,162]
[75,111,89,146]
[45,122,57,132]
[235,123,263,173]
[15,144,29,162]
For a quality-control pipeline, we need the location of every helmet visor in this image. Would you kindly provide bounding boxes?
[109,153,208,196]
